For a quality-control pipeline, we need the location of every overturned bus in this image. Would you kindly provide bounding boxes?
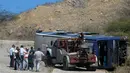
[34,31,128,70]
[84,35,128,69]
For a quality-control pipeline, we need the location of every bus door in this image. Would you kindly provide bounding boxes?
[98,40,108,67]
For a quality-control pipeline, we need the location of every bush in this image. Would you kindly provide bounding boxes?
[0,9,18,22]
[112,58,130,73]
[105,18,130,43]
[126,58,130,66]
[10,15,20,20]
[114,66,130,73]
[106,18,130,33]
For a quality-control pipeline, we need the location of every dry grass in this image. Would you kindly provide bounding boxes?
[113,66,130,73]
[108,57,130,73]
[0,0,130,40]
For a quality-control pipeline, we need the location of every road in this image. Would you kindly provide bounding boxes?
[0,40,106,73]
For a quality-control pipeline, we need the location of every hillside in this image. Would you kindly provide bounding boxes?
[0,0,130,40]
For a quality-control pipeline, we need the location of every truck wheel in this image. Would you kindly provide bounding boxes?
[91,67,96,71]
[63,57,69,70]
[86,67,96,71]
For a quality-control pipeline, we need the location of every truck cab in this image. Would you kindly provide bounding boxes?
[46,38,97,70]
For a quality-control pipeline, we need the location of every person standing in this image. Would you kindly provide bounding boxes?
[34,48,44,72]
[28,47,35,70]
[14,47,20,70]
[23,48,29,70]
[9,45,15,67]
[29,47,35,54]
[20,45,26,70]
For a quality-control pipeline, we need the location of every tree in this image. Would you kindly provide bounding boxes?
[0,8,17,22]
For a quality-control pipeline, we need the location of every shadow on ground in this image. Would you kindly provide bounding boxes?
[54,65,96,71]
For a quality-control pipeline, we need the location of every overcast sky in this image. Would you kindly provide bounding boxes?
[0,0,62,13]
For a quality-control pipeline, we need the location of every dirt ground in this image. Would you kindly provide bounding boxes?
[0,40,50,73]
[0,40,106,73]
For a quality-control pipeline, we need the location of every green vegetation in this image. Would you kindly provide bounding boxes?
[0,9,19,23]
[113,58,130,73]
[106,18,130,33]
[126,58,130,66]
[106,18,130,41]
[10,14,20,20]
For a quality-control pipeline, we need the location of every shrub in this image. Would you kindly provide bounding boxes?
[105,18,130,42]
[10,15,20,20]
[0,9,19,22]
[113,58,130,73]
[126,58,130,66]
[106,18,130,33]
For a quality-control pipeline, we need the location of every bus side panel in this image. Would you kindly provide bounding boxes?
[34,34,44,50]
[34,34,58,55]
[93,41,98,57]
[107,40,114,68]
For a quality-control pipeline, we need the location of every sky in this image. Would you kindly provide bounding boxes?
[0,0,62,13]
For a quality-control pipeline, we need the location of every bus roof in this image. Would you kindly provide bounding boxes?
[36,31,121,41]
[36,32,78,38]
[84,35,120,41]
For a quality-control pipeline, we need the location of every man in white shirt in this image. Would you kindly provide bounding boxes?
[34,48,44,72]
[20,45,26,70]
[9,45,15,67]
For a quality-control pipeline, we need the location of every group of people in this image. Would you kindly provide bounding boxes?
[9,45,45,72]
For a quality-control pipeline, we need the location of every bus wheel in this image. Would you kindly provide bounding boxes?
[63,56,69,70]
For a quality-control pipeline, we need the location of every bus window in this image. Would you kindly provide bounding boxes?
[81,41,94,53]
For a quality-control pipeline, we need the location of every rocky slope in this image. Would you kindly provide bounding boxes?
[0,0,130,40]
